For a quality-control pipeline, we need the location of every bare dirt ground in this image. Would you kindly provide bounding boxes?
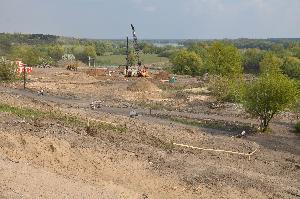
[0,68,299,199]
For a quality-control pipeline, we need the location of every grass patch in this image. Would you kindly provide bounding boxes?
[0,103,126,133]
[160,115,255,134]
[157,83,188,91]
[136,101,174,111]
[96,54,169,66]
[0,103,46,118]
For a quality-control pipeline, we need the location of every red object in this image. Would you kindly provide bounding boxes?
[16,61,24,67]
[16,67,33,74]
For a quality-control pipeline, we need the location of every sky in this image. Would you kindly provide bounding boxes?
[0,0,299,39]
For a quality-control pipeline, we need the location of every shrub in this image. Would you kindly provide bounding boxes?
[207,42,242,77]
[281,57,300,80]
[259,53,283,74]
[0,60,17,81]
[209,75,245,103]
[170,49,204,76]
[243,73,298,132]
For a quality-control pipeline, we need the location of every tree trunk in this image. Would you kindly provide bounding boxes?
[260,118,268,132]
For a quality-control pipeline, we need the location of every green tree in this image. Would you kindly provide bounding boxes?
[207,42,242,77]
[243,73,298,132]
[242,48,264,74]
[48,45,64,61]
[95,42,113,56]
[281,57,300,80]
[72,45,96,62]
[83,45,97,58]
[259,53,283,74]
[9,45,42,66]
[170,49,203,76]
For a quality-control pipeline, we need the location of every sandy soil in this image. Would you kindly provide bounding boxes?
[0,68,299,198]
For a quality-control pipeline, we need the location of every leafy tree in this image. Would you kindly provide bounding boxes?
[243,73,298,132]
[188,43,209,69]
[72,45,96,62]
[207,42,242,77]
[170,49,203,76]
[83,45,97,58]
[48,45,64,61]
[242,48,264,74]
[259,53,283,74]
[281,57,300,80]
[95,42,113,56]
[140,43,156,54]
[9,45,43,66]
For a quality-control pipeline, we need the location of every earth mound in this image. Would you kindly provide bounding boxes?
[127,78,161,92]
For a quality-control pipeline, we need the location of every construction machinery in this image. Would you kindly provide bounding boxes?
[125,24,148,77]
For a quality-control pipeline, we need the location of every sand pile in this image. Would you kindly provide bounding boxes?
[84,68,107,77]
[127,78,161,92]
[153,71,170,80]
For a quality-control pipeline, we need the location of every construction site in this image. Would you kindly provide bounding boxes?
[0,16,300,198]
[0,58,299,198]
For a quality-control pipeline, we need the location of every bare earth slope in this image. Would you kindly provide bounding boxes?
[0,68,299,198]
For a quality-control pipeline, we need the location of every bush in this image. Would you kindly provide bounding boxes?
[295,122,300,133]
[170,49,204,76]
[243,73,298,132]
[259,53,283,74]
[209,75,245,103]
[207,42,242,77]
[0,60,17,81]
[282,57,300,80]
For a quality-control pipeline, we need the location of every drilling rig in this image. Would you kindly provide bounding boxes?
[125,24,148,77]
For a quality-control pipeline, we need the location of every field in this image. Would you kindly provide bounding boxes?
[96,54,169,66]
[0,67,299,199]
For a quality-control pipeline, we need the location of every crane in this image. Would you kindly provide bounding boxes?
[125,24,148,77]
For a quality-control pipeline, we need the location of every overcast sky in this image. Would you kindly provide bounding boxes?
[0,0,299,39]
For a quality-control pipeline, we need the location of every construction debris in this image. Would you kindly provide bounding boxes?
[90,101,102,109]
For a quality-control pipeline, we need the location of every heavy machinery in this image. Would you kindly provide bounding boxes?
[125,24,148,77]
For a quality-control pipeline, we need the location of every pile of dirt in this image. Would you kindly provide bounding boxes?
[84,68,107,77]
[127,78,161,92]
[153,71,170,80]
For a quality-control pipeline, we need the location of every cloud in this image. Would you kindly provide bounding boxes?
[131,0,157,12]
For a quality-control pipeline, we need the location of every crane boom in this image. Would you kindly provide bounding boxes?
[131,24,141,66]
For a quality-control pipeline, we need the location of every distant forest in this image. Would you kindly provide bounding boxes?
[1,33,300,78]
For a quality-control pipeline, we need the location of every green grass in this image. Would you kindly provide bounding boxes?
[160,115,255,134]
[0,103,46,118]
[0,103,126,133]
[96,54,169,66]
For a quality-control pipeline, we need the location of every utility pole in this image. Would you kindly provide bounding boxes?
[126,36,129,74]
